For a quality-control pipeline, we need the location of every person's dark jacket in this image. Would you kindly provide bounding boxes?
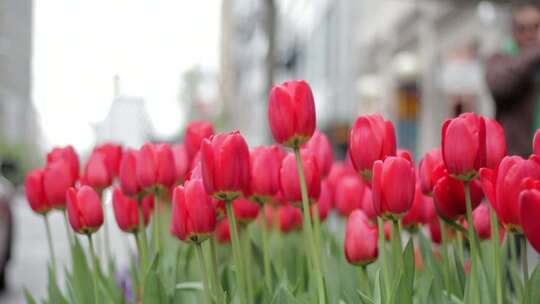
[485,45,540,156]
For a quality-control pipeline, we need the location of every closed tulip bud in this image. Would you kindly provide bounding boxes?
[66,186,104,234]
[170,179,216,243]
[418,148,444,195]
[360,187,377,221]
[470,204,492,240]
[268,80,316,147]
[349,114,396,181]
[47,145,80,184]
[313,180,331,221]
[372,156,416,218]
[249,145,284,203]
[119,149,140,196]
[326,162,356,208]
[25,168,52,214]
[441,112,486,180]
[480,155,540,231]
[44,160,75,208]
[534,129,540,156]
[155,144,176,188]
[344,210,378,266]
[94,143,123,178]
[278,203,303,233]
[112,187,153,233]
[201,131,250,201]
[216,218,231,244]
[397,149,414,166]
[519,183,540,253]
[428,216,442,244]
[302,130,333,177]
[280,152,321,206]
[137,143,158,189]
[402,184,431,230]
[485,118,506,169]
[185,120,214,161]
[83,152,112,190]
[433,170,483,221]
[335,175,365,217]
[172,144,190,184]
[231,197,260,224]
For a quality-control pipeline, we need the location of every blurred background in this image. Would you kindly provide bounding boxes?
[0,0,529,302]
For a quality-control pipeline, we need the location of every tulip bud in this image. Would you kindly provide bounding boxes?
[372,156,416,219]
[302,130,333,177]
[344,210,378,266]
[397,149,414,166]
[172,144,190,185]
[248,145,284,203]
[433,170,483,221]
[216,218,231,244]
[185,120,214,161]
[112,187,153,233]
[47,145,80,184]
[480,155,540,231]
[360,187,377,221]
[402,184,431,230]
[349,114,396,181]
[155,144,176,188]
[485,118,506,169]
[418,148,444,195]
[520,185,540,253]
[470,204,492,240]
[83,152,112,190]
[136,143,158,189]
[200,131,250,201]
[268,80,316,147]
[280,152,321,206]
[119,149,140,196]
[313,180,331,221]
[231,197,260,224]
[43,160,75,208]
[335,175,365,217]
[25,168,52,214]
[278,203,303,233]
[326,162,356,208]
[264,205,277,228]
[441,112,486,180]
[66,186,104,234]
[93,143,123,178]
[170,179,216,243]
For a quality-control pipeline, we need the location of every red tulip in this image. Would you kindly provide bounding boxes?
[534,129,540,156]
[470,204,492,240]
[433,170,483,221]
[480,155,540,231]
[25,168,52,214]
[119,149,140,196]
[216,218,231,244]
[172,144,190,184]
[402,184,431,229]
[302,130,333,177]
[232,197,260,224]
[335,175,365,217]
[248,145,284,202]
[349,114,396,180]
[397,149,414,166]
[441,112,486,179]
[326,161,356,208]
[93,143,123,178]
[170,179,217,243]
[66,186,104,234]
[112,187,153,233]
[136,143,158,189]
[43,160,75,208]
[485,118,506,169]
[313,180,331,221]
[264,205,277,228]
[360,187,377,221]
[278,203,303,233]
[47,145,79,183]
[418,148,444,195]
[155,144,176,188]
[344,210,378,266]
[201,131,250,200]
[520,182,540,252]
[428,216,442,244]
[280,152,321,205]
[185,120,214,161]
[268,80,316,147]
[83,152,112,190]
[372,156,415,218]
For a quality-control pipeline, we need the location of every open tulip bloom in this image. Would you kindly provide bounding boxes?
[22,85,540,304]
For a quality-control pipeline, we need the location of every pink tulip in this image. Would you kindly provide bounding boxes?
[302,130,333,177]
[66,186,104,234]
[344,210,378,265]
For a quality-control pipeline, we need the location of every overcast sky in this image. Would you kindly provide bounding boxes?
[33,0,221,151]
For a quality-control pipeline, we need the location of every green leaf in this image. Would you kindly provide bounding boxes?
[528,263,540,304]
[415,272,433,304]
[68,239,95,304]
[270,281,299,304]
[23,288,39,304]
[373,269,382,304]
[142,255,168,304]
[356,289,375,304]
[175,282,203,291]
[47,265,69,304]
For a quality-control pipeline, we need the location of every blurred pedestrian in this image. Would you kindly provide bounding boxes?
[486,3,540,156]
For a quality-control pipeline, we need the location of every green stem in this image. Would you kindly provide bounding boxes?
[294,146,326,304]
[225,202,247,304]
[440,220,452,296]
[87,234,100,304]
[208,237,224,303]
[521,236,529,285]
[241,226,254,302]
[509,233,520,298]
[490,208,503,304]
[153,189,161,254]
[377,217,390,299]
[464,181,480,303]
[261,218,273,290]
[391,219,403,267]
[44,214,57,277]
[359,265,372,298]
[136,197,149,275]
[63,210,74,245]
[195,242,213,304]
[455,231,465,266]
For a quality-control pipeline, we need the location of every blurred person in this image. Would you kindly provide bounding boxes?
[486,3,540,156]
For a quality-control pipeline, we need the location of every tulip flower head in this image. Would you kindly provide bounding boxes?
[25,168,52,214]
[278,203,303,233]
[185,120,214,161]
[47,145,80,183]
[66,186,104,234]
[349,114,396,181]
[268,80,316,147]
[313,180,331,221]
[216,218,231,244]
[112,187,153,233]
[201,131,251,201]
[441,112,486,180]
[484,118,507,169]
[43,159,76,209]
[372,156,416,219]
[83,152,112,191]
[344,210,378,266]
[248,145,284,203]
[136,143,176,192]
[231,197,260,224]
[402,184,431,231]
[519,180,540,253]
[433,170,484,222]
[172,144,190,185]
[302,130,333,177]
[93,143,123,178]
[119,149,141,197]
[470,203,493,240]
[335,175,365,217]
[418,148,445,196]
[280,152,321,206]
